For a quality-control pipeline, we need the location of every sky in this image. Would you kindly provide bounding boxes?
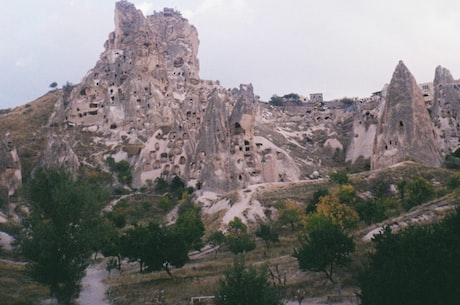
[1,0,460,109]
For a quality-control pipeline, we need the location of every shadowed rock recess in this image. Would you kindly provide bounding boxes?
[1,1,459,196]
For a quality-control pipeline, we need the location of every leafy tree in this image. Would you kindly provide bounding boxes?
[355,197,398,225]
[293,217,355,295]
[329,169,349,185]
[154,177,169,194]
[278,200,305,231]
[227,217,256,254]
[215,256,282,305]
[269,95,284,107]
[120,225,150,273]
[158,195,175,212]
[106,157,132,185]
[17,167,104,305]
[403,176,434,210]
[255,223,279,252]
[173,206,205,251]
[316,195,360,231]
[49,82,58,89]
[446,172,460,190]
[359,210,460,305]
[120,222,189,278]
[207,231,227,257]
[306,187,329,213]
[334,184,358,207]
[143,223,188,279]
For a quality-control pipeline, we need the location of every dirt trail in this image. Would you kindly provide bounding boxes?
[77,262,110,305]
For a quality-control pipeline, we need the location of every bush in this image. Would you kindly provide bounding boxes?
[329,169,349,184]
[215,256,282,305]
[402,176,434,210]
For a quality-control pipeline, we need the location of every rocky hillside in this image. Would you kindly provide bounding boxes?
[1,1,460,199]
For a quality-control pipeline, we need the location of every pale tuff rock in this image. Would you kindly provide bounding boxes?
[431,66,460,154]
[51,1,299,192]
[0,133,22,197]
[371,61,442,169]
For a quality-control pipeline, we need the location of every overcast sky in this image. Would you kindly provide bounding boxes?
[1,0,460,109]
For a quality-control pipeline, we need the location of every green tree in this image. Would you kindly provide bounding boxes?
[269,95,284,107]
[403,176,434,210]
[173,206,205,251]
[293,217,355,295]
[17,167,104,305]
[207,231,227,257]
[359,210,460,305]
[120,222,189,278]
[329,169,349,185]
[227,217,256,254]
[215,256,282,305]
[255,223,279,252]
[278,200,305,231]
[306,188,329,213]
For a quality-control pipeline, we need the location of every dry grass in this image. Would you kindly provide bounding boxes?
[0,90,60,179]
[0,260,48,305]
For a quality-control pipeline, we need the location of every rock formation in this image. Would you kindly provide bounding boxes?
[371,61,442,169]
[430,66,460,154]
[0,133,22,199]
[44,1,299,192]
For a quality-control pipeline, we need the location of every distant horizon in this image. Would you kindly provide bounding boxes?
[1,0,460,109]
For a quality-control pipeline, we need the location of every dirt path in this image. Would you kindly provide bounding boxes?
[77,262,110,305]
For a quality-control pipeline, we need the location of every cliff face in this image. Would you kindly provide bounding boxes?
[44,1,299,192]
[2,2,455,197]
[371,61,443,169]
[0,133,21,198]
[431,66,460,154]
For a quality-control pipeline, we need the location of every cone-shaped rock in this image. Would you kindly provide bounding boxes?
[371,61,442,169]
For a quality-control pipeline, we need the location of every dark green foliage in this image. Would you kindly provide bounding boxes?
[356,197,398,225]
[106,157,132,185]
[255,224,279,251]
[444,154,460,169]
[359,210,460,305]
[158,196,175,212]
[402,176,434,210]
[170,176,187,199]
[329,169,349,185]
[306,188,329,213]
[49,82,58,89]
[452,147,460,158]
[154,176,189,199]
[293,219,354,292]
[18,167,104,305]
[173,206,205,251]
[269,95,283,106]
[215,256,282,305]
[446,173,460,190]
[154,177,169,194]
[227,217,256,254]
[120,222,189,275]
[207,231,227,256]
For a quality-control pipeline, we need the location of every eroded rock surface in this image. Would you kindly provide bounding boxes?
[372,61,442,169]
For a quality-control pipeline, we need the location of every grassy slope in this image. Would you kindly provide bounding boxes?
[0,91,60,180]
[0,260,48,305]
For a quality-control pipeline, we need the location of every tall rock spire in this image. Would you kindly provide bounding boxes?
[371,61,442,169]
[431,65,460,153]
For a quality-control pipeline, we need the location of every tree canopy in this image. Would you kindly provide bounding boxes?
[359,210,460,305]
[18,167,105,305]
[215,256,282,305]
